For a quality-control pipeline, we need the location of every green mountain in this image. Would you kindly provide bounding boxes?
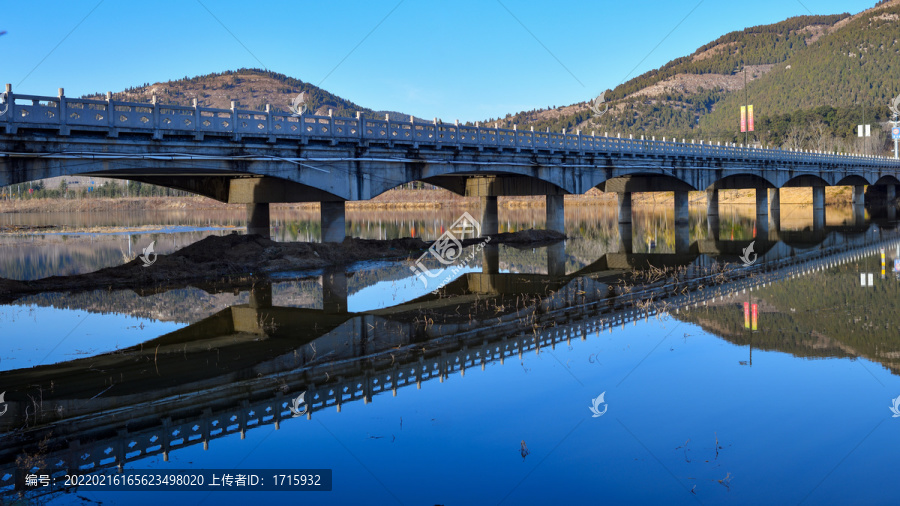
[493,0,900,154]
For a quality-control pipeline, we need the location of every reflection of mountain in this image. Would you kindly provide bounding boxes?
[677,255,900,373]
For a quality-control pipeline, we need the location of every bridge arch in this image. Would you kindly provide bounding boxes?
[710,173,777,191]
[782,174,830,188]
[835,175,871,187]
[872,175,900,186]
[367,168,570,200]
[592,172,697,194]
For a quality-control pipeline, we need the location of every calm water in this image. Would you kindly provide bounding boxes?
[1,202,899,505]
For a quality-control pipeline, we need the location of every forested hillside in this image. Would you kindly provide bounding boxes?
[494,0,900,154]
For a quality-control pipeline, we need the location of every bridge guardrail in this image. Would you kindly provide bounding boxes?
[2,86,900,169]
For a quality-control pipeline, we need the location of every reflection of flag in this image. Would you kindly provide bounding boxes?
[744,302,750,329]
[748,105,754,132]
[740,106,747,133]
[751,304,758,331]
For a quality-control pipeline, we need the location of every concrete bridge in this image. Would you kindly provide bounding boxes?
[2,85,899,240]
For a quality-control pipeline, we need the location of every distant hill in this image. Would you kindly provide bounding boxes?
[83,68,419,120]
[491,0,900,154]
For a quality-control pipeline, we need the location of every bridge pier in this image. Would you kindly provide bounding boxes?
[546,195,566,234]
[852,185,866,225]
[769,188,781,231]
[322,270,348,314]
[706,214,720,241]
[249,282,273,309]
[617,192,632,224]
[617,223,633,254]
[321,201,346,243]
[888,184,897,220]
[706,189,719,219]
[674,190,689,226]
[480,196,499,236]
[812,186,826,229]
[482,243,499,274]
[675,222,690,254]
[547,241,566,277]
[247,203,270,238]
[755,188,768,223]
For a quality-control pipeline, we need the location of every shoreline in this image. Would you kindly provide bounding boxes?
[0,230,565,303]
[0,187,862,214]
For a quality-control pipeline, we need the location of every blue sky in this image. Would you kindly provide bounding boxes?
[0,0,878,121]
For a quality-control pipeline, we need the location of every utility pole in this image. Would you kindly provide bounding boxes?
[744,61,748,147]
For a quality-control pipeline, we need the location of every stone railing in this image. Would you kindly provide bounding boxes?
[2,85,899,169]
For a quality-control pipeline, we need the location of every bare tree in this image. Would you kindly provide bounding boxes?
[857,127,887,155]
[809,120,833,152]
[782,124,808,150]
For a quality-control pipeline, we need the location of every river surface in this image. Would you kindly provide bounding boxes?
[1,202,899,505]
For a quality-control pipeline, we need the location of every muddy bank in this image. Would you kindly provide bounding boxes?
[0,229,565,303]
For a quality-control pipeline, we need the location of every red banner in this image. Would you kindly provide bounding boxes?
[748,105,754,132]
[740,106,747,133]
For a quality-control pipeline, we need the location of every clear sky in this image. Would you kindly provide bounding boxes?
[0,0,879,122]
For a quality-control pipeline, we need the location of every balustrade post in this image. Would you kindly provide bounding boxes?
[231,100,239,140]
[265,103,273,142]
[357,111,364,142]
[2,84,15,134]
[432,117,438,147]
[328,108,334,139]
[193,98,202,141]
[106,91,117,137]
[151,95,161,140]
[58,87,69,136]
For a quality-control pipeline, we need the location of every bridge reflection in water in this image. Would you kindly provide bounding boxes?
[1,217,900,499]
